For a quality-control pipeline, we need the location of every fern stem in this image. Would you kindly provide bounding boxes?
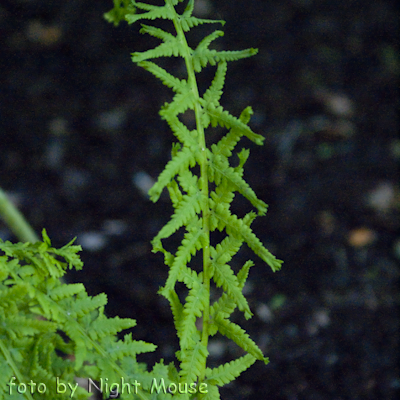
[0,187,39,243]
[167,0,211,386]
[0,338,35,400]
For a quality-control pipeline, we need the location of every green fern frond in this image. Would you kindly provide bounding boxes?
[201,384,220,400]
[206,104,264,145]
[103,1,283,396]
[167,179,183,207]
[211,262,252,320]
[149,146,197,202]
[138,61,186,93]
[209,260,254,329]
[1,315,56,340]
[179,341,208,384]
[104,0,134,27]
[140,24,176,43]
[210,106,254,159]
[210,154,268,215]
[101,333,157,360]
[193,47,258,73]
[160,227,203,292]
[163,288,184,339]
[48,282,85,301]
[1,232,157,400]
[125,2,172,24]
[161,89,197,118]
[87,315,138,341]
[180,281,207,349]
[131,40,182,63]
[152,191,203,241]
[216,210,283,272]
[161,116,198,149]
[205,353,256,386]
[66,292,108,319]
[202,62,227,106]
[181,16,224,32]
[214,317,268,363]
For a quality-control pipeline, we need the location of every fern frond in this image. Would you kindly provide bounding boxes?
[180,280,207,349]
[163,288,184,340]
[179,341,208,384]
[210,154,268,215]
[0,314,56,340]
[205,353,256,386]
[104,0,133,27]
[152,191,203,242]
[212,262,252,320]
[201,384,220,400]
[181,17,224,33]
[206,104,264,145]
[125,2,172,24]
[215,209,283,272]
[49,282,85,301]
[176,169,199,195]
[67,292,108,319]
[210,106,254,159]
[214,318,268,363]
[202,62,227,106]
[87,314,137,341]
[139,24,176,43]
[160,115,198,149]
[149,146,197,202]
[193,47,258,73]
[161,88,197,118]
[131,40,182,63]
[101,333,156,360]
[167,179,183,208]
[138,61,186,93]
[210,260,254,329]
[160,227,203,293]
[109,0,283,392]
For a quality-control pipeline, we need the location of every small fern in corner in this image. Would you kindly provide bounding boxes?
[106,0,283,398]
[0,229,156,400]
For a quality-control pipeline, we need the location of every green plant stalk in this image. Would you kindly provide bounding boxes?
[168,1,212,383]
[0,187,39,243]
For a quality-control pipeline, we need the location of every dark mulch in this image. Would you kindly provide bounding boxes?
[1,0,399,399]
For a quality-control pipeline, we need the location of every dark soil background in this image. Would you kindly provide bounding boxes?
[1,0,399,399]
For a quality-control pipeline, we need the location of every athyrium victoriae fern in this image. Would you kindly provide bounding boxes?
[106,0,283,398]
[0,2,282,399]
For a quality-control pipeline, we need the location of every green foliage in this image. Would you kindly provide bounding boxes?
[0,1,282,399]
[0,230,158,400]
[106,0,283,398]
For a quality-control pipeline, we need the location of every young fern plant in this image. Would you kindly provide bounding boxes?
[106,0,283,397]
[0,1,282,399]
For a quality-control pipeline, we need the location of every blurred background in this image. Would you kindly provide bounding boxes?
[1,0,398,399]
